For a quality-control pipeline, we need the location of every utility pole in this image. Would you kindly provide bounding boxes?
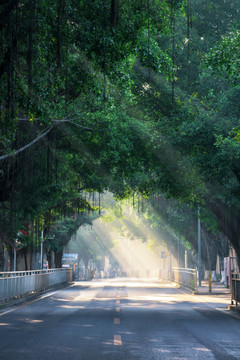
[198,206,201,287]
[40,230,43,269]
[185,250,188,268]
[169,237,172,280]
[14,248,16,272]
[178,237,180,267]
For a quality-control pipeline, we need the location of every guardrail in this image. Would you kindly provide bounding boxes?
[158,269,169,280]
[0,268,72,304]
[171,267,197,291]
[231,272,240,306]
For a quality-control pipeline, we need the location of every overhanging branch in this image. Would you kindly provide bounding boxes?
[0,125,54,161]
[0,118,107,162]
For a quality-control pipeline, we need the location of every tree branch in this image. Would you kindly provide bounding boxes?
[0,118,108,162]
[0,125,54,161]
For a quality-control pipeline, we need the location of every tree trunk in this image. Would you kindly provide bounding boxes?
[55,250,63,268]
[47,252,51,269]
[57,0,64,68]
[110,0,119,27]
[28,0,34,98]
[208,198,240,264]
[8,246,14,271]
[0,244,4,271]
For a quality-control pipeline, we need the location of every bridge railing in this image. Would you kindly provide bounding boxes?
[158,269,169,280]
[0,268,72,304]
[171,267,197,291]
[231,272,240,306]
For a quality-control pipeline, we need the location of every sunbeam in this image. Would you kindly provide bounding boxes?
[66,192,182,280]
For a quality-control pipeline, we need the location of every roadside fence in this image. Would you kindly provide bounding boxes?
[231,272,240,306]
[158,269,169,280]
[171,267,197,291]
[0,268,72,304]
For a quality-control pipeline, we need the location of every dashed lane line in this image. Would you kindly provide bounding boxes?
[114,317,120,324]
[114,334,122,345]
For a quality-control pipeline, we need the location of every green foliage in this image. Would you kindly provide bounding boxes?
[205,29,240,83]
[1,0,240,265]
[46,214,95,254]
[138,31,173,76]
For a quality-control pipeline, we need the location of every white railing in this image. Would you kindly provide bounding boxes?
[158,269,169,280]
[171,267,197,291]
[0,268,72,304]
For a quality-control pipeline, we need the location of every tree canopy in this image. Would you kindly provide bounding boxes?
[1,0,240,269]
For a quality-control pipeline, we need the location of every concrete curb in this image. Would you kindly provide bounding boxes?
[173,283,195,295]
[227,304,240,313]
[0,282,74,311]
[194,291,230,295]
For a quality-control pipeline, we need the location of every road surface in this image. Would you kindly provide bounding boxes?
[0,279,239,359]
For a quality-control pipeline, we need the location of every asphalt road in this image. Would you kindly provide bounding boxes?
[0,279,239,360]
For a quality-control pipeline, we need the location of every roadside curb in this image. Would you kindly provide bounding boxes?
[0,281,92,312]
[0,282,74,311]
[173,283,194,295]
[227,304,240,313]
[174,284,230,296]
[193,291,230,296]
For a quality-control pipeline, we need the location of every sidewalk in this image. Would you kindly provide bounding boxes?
[194,280,230,295]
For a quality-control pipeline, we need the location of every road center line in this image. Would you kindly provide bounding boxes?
[116,307,120,312]
[116,300,120,304]
[114,334,122,345]
[114,317,120,324]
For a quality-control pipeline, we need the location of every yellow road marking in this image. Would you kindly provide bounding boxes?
[114,334,122,345]
[114,317,120,324]
[116,307,120,312]
[116,300,120,304]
